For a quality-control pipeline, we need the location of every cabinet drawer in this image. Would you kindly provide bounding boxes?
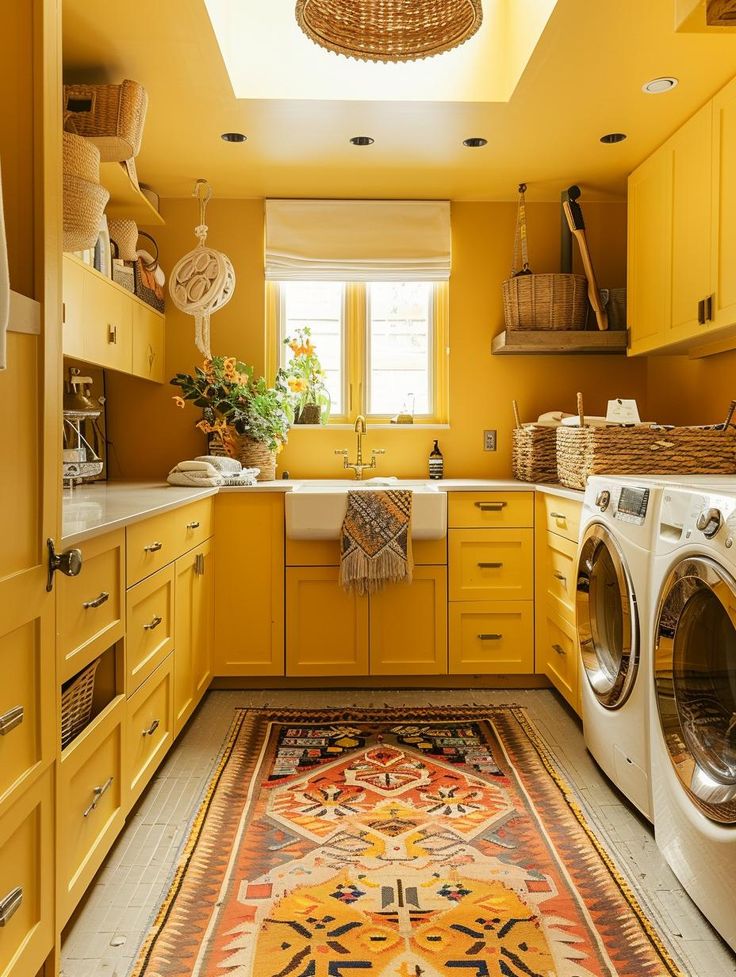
[132,302,165,384]
[450,601,534,674]
[449,492,533,529]
[126,655,174,805]
[126,499,213,586]
[58,530,125,683]
[0,770,54,977]
[538,611,579,712]
[541,532,577,622]
[449,529,533,602]
[540,493,582,543]
[126,565,174,694]
[83,270,133,373]
[59,697,125,926]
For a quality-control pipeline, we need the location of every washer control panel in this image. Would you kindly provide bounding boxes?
[615,486,651,525]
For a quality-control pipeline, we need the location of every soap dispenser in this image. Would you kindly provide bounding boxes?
[429,440,444,480]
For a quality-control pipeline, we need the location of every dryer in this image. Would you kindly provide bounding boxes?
[649,484,736,951]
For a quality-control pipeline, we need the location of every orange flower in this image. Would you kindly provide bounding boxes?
[172,395,186,409]
[288,340,300,354]
[288,377,307,393]
[304,341,315,356]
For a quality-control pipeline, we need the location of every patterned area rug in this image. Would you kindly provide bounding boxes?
[131,707,683,977]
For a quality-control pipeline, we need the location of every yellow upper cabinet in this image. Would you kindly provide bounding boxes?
[711,75,736,333]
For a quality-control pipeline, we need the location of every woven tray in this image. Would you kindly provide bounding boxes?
[61,657,100,749]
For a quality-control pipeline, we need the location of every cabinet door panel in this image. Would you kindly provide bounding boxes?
[83,270,133,373]
[174,539,213,734]
[712,76,736,329]
[370,567,447,675]
[126,565,174,695]
[127,655,174,803]
[132,301,165,383]
[62,255,85,359]
[537,610,580,714]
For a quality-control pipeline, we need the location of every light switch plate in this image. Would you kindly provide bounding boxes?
[484,430,497,451]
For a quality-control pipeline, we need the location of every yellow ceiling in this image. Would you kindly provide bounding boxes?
[62,0,736,202]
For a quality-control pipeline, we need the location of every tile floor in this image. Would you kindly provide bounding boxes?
[60,689,736,977]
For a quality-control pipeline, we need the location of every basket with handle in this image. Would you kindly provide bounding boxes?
[63,80,148,162]
[511,400,559,483]
[60,657,100,749]
[502,184,588,331]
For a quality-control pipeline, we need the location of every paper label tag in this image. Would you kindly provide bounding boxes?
[606,399,641,425]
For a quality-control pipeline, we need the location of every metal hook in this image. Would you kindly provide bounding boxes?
[518,182,527,194]
[193,179,213,227]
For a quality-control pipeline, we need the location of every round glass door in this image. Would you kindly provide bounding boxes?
[655,556,736,823]
[576,524,638,709]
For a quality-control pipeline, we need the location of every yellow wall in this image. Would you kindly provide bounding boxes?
[646,351,736,426]
[106,198,649,480]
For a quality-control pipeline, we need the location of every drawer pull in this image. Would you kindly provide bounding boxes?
[142,719,160,737]
[474,501,507,511]
[0,886,23,927]
[553,571,567,583]
[144,541,163,553]
[143,615,163,631]
[83,776,114,818]
[477,562,503,569]
[478,633,503,641]
[550,512,567,521]
[0,705,23,736]
[186,520,201,530]
[107,323,117,345]
[552,643,567,657]
[83,590,110,609]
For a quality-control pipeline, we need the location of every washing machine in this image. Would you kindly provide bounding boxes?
[649,483,736,950]
[575,475,663,821]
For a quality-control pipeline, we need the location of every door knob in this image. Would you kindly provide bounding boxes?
[46,538,83,592]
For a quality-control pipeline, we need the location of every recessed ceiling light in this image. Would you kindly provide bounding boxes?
[350,135,375,146]
[463,137,488,148]
[643,76,679,95]
[600,132,627,144]
[221,132,247,143]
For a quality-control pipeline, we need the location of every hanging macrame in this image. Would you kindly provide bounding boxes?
[169,179,235,358]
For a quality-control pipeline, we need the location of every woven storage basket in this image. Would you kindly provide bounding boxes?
[63,80,148,162]
[60,657,100,750]
[512,425,559,482]
[209,430,277,481]
[62,131,100,183]
[556,425,736,490]
[108,218,138,261]
[63,175,109,252]
[503,273,588,330]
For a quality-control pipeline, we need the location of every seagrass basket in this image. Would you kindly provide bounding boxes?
[503,273,588,330]
[61,657,100,749]
[511,399,559,482]
[108,218,138,261]
[62,131,100,183]
[209,430,276,481]
[63,80,148,162]
[62,174,109,252]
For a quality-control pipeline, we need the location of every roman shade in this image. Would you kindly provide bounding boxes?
[264,199,451,281]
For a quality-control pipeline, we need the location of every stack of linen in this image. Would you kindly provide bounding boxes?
[167,455,260,488]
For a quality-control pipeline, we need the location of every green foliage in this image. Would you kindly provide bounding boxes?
[283,327,331,423]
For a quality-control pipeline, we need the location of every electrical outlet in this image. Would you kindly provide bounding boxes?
[484,430,497,451]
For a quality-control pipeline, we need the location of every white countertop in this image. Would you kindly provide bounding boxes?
[63,478,583,545]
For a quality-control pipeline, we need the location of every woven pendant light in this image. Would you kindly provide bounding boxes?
[295,0,483,63]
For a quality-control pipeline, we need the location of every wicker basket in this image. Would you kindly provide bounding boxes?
[503,273,588,330]
[63,175,109,252]
[108,218,138,261]
[62,131,100,183]
[209,430,277,481]
[63,80,148,162]
[61,658,100,750]
[513,426,559,482]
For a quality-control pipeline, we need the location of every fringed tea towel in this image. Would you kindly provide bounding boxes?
[340,490,413,595]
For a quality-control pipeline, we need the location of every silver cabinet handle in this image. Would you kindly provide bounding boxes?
[553,571,567,583]
[475,501,507,511]
[478,633,503,641]
[195,553,205,575]
[83,591,110,609]
[550,512,567,520]
[0,706,23,736]
[186,520,200,530]
[0,886,23,927]
[552,643,567,657]
[83,776,114,817]
[143,615,163,631]
[142,719,160,737]
[477,562,503,569]
[144,541,163,553]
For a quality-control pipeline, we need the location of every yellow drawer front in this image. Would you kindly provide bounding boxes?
[539,612,580,712]
[370,567,448,675]
[448,492,534,529]
[126,565,174,694]
[59,698,125,926]
[541,493,582,543]
[449,529,533,602]
[57,530,125,683]
[126,499,213,586]
[126,655,174,805]
[542,532,577,622]
[0,770,54,977]
[449,602,534,674]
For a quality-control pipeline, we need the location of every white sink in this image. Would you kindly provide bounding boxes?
[285,479,447,540]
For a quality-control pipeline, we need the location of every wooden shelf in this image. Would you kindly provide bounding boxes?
[100,162,164,226]
[9,289,41,335]
[492,329,629,355]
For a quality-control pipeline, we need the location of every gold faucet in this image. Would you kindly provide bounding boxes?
[335,415,386,480]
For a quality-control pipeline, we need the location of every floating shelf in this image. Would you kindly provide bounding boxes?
[9,289,41,335]
[492,329,629,355]
[100,161,164,226]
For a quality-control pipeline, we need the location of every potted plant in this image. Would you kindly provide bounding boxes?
[171,356,292,481]
[283,327,331,425]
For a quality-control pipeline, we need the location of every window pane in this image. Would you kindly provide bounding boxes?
[280,282,344,415]
[368,282,432,416]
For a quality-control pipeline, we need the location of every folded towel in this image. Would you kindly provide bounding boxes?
[340,490,413,595]
[167,460,223,487]
[195,455,243,474]
[220,471,258,487]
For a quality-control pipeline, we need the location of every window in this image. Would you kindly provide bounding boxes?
[268,280,448,423]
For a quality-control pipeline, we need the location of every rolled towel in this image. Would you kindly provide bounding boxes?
[167,460,223,487]
[195,455,242,474]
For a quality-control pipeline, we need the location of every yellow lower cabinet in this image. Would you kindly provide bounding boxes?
[286,567,369,676]
[539,493,582,543]
[370,567,448,675]
[537,611,580,714]
[58,697,125,926]
[541,532,577,622]
[126,564,175,695]
[448,492,534,529]
[449,602,534,674]
[126,655,174,806]
[174,539,214,735]
[449,529,533,602]
[0,769,54,977]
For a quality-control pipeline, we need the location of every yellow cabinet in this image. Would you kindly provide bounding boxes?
[448,491,533,529]
[214,494,285,676]
[62,254,85,360]
[449,601,534,674]
[126,655,174,805]
[370,567,447,675]
[449,529,533,602]
[0,770,54,977]
[537,611,579,714]
[83,268,133,374]
[174,539,213,734]
[540,493,581,543]
[540,531,577,623]
[126,565,175,694]
[126,498,213,587]
[132,300,165,383]
[711,75,736,331]
[286,567,369,676]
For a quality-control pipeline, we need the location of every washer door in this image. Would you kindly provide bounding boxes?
[576,523,639,709]
[655,557,736,823]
